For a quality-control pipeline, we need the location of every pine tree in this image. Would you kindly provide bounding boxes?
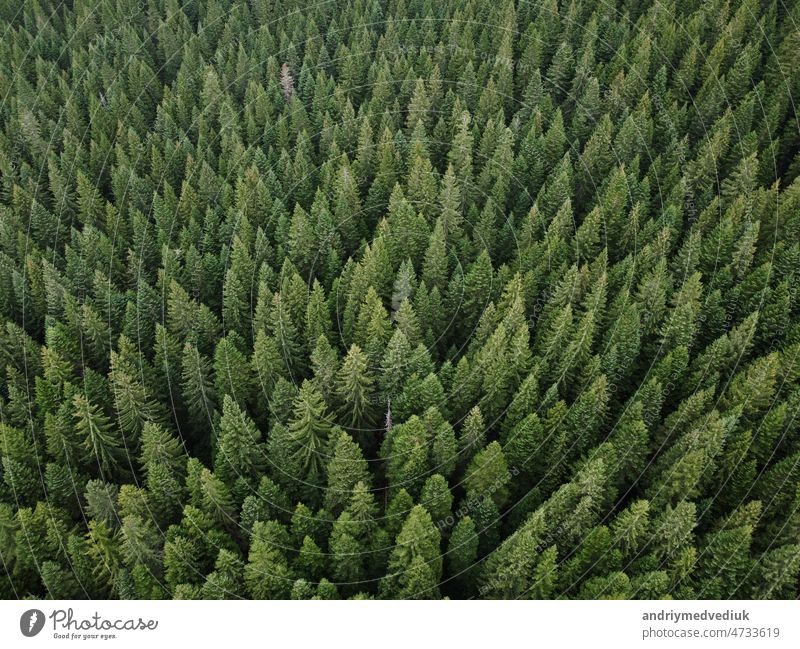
[419,474,453,528]
[463,441,511,509]
[119,515,161,575]
[294,535,326,582]
[379,329,413,398]
[421,219,449,293]
[251,330,287,411]
[181,342,218,446]
[381,505,442,598]
[382,415,431,498]
[329,481,386,591]
[336,344,377,432]
[245,521,294,599]
[214,395,263,485]
[305,280,333,347]
[268,292,305,376]
[324,429,371,514]
[287,380,332,492]
[750,545,800,599]
[213,335,253,408]
[139,422,184,477]
[310,335,340,406]
[698,525,754,599]
[448,111,474,211]
[73,394,125,475]
[458,406,487,465]
[110,337,161,444]
[203,549,245,599]
[197,467,236,525]
[446,515,478,593]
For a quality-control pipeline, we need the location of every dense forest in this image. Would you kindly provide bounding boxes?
[0,0,799,600]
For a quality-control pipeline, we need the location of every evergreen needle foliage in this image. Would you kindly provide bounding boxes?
[0,0,799,600]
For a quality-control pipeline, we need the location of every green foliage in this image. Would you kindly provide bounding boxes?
[0,0,797,602]
[381,505,442,599]
[324,430,371,514]
[245,521,294,599]
[214,395,264,485]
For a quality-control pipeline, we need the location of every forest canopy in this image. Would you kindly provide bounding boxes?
[0,0,800,600]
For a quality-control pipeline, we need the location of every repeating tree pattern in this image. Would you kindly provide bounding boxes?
[0,0,799,599]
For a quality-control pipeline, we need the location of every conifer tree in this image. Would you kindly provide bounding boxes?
[74,394,125,475]
[181,342,218,445]
[287,380,332,493]
[381,505,442,598]
[324,430,371,514]
[214,395,264,485]
[336,344,377,432]
[245,521,295,599]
